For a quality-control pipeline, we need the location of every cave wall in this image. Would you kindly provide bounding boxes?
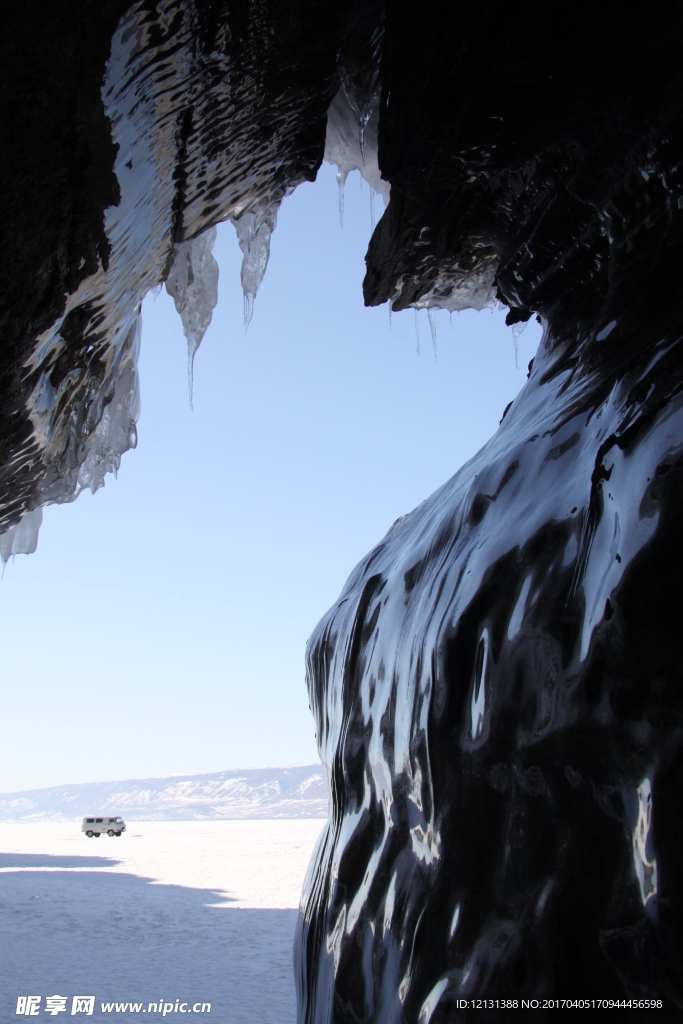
[295,321,683,1021]
[0,0,352,528]
[295,3,683,1019]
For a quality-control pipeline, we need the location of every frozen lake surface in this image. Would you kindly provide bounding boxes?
[0,820,326,1022]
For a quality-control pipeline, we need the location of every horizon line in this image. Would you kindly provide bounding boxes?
[0,762,324,798]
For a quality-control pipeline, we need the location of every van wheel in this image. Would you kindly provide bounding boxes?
[86,830,93,838]
[107,830,114,836]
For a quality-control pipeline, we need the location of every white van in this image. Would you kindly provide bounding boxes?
[82,816,126,837]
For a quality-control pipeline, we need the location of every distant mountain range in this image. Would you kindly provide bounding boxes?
[0,765,328,821]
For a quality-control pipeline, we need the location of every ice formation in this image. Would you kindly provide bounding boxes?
[323,87,390,229]
[0,0,333,544]
[231,202,279,330]
[74,312,142,493]
[296,312,683,1017]
[0,509,42,568]
[428,309,437,359]
[628,777,658,909]
[165,227,219,407]
[323,64,497,325]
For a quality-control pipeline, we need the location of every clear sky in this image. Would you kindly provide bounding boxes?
[0,162,541,793]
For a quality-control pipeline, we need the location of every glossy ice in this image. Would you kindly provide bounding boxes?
[165,227,219,407]
[295,311,683,1019]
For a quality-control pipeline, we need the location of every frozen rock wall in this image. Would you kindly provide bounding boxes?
[295,316,683,1021]
[294,4,683,1020]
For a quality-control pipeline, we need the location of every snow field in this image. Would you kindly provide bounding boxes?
[0,820,326,1022]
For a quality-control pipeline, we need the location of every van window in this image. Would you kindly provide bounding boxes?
[95,818,103,823]
[86,819,94,824]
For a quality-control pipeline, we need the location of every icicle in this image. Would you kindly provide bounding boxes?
[0,508,43,568]
[337,171,346,228]
[339,76,372,165]
[244,292,254,331]
[232,202,279,333]
[388,299,392,330]
[428,308,437,359]
[512,320,528,369]
[370,185,376,233]
[450,311,453,330]
[187,339,197,410]
[165,226,219,408]
[359,110,372,164]
[151,283,162,300]
[415,309,421,355]
[359,172,364,194]
[324,86,391,236]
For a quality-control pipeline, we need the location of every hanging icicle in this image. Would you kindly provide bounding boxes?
[428,309,437,359]
[337,171,346,229]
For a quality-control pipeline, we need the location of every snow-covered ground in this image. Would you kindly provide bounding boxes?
[0,820,326,1022]
[0,766,327,821]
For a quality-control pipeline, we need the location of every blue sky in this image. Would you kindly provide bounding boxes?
[0,163,541,792]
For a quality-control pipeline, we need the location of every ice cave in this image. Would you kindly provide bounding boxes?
[1,1,682,1019]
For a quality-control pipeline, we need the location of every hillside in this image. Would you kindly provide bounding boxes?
[0,765,327,821]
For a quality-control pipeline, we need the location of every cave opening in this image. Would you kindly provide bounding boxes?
[0,159,541,795]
